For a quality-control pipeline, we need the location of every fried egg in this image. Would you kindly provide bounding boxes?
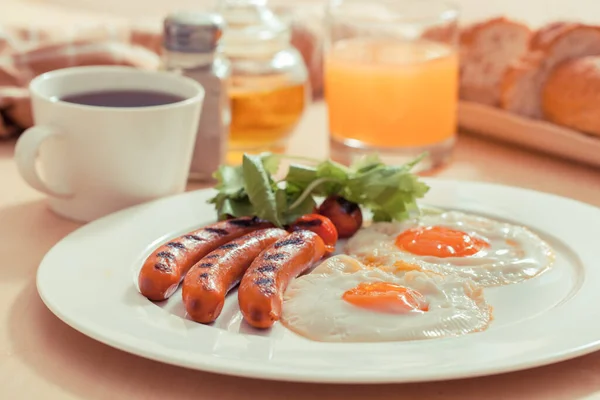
[281,255,491,342]
[345,211,554,286]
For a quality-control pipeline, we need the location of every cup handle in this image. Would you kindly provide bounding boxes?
[14,126,74,198]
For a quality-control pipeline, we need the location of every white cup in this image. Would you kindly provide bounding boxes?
[14,66,205,222]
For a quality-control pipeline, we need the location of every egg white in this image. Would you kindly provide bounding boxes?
[345,211,554,286]
[282,255,491,343]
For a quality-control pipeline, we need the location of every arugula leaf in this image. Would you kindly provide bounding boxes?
[349,153,383,173]
[372,209,392,222]
[219,197,255,219]
[242,154,282,227]
[283,194,316,225]
[283,160,348,203]
[275,188,288,216]
[259,152,281,175]
[208,192,227,218]
[342,157,429,221]
[315,160,348,195]
[212,164,245,197]
[208,151,429,227]
[403,152,428,170]
[275,187,316,225]
[316,160,348,181]
[286,164,318,188]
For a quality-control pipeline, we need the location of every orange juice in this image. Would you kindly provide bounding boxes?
[325,38,458,148]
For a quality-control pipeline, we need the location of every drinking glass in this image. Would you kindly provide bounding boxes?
[324,0,459,171]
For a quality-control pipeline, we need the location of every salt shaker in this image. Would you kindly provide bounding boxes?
[162,12,232,182]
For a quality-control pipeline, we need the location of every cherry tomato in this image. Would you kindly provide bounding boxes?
[289,214,338,253]
[317,195,363,238]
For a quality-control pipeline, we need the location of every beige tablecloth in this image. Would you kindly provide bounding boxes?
[1,1,600,400]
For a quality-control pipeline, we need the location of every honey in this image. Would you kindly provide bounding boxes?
[227,82,307,163]
[217,0,309,165]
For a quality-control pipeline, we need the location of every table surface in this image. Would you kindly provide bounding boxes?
[1,100,600,400]
[3,1,600,399]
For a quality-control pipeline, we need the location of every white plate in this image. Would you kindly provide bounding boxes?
[458,101,600,168]
[36,179,600,383]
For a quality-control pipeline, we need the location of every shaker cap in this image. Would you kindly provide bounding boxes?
[163,12,226,53]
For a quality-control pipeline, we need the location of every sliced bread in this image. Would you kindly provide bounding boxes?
[542,56,600,137]
[501,23,600,119]
[459,17,531,106]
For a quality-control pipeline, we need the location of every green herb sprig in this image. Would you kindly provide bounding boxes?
[208,153,430,228]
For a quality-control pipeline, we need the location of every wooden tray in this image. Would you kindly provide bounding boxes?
[458,101,600,168]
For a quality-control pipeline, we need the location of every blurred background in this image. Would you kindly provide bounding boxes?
[1,0,599,169]
[4,0,595,28]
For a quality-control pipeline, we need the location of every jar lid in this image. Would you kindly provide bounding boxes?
[217,0,291,56]
[163,12,226,53]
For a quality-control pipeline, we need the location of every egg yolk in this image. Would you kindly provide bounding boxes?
[342,282,429,314]
[395,226,489,258]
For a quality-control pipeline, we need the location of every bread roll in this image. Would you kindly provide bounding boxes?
[12,40,160,79]
[542,56,600,137]
[529,21,578,50]
[501,23,600,119]
[0,64,21,87]
[3,88,33,130]
[459,17,531,106]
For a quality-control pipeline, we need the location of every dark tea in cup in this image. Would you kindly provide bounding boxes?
[59,90,186,108]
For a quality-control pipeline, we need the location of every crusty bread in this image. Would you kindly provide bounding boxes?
[12,40,160,78]
[529,22,577,50]
[542,56,600,137]
[459,17,531,106]
[2,88,33,130]
[501,23,600,119]
[0,64,21,87]
[421,22,458,44]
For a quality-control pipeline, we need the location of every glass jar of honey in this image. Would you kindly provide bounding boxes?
[217,0,309,164]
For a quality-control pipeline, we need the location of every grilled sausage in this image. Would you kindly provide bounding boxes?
[138,217,272,301]
[182,228,289,323]
[238,230,326,329]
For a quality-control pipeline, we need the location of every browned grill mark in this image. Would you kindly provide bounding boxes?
[205,253,221,259]
[154,262,172,273]
[166,242,186,249]
[218,242,239,250]
[295,218,322,227]
[198,273,209,279]
[337,196,360,214]
[227,217,259,227]
[183,234,204,241]
[259,286,275,296]
[199,262,213,268]
[255,277,274,286]
[274,237,304,248]
[264,253,286,261]
[256,264,277,273]
[205,228,229,236]
[156,251,175,260]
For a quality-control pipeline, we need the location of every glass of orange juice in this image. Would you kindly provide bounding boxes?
[324,0,459,171]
